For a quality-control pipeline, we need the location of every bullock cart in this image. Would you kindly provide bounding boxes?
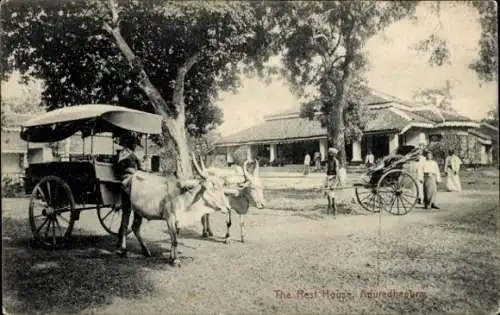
[20,105,162,248]
[324,145,421,216]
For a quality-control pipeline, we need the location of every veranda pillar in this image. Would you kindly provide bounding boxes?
[351,140,362,162]
[269,144,277,162]
[389,134,399,154]
[319,138,327,161]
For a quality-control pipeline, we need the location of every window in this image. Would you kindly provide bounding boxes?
[428,134,443,143]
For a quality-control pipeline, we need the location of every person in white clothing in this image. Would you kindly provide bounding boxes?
[445,150,462,192]
[365,150,375,168]
[303,152,311,176]
[419,150,441,209]
[411,144,426,204]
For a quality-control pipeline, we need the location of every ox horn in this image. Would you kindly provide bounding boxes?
[192,153,207,179]
[242,159,252,181]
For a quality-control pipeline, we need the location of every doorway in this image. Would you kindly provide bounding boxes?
[368,134,389,160]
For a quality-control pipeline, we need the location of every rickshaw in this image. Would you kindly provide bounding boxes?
[325,145,421,215]
[20,104,162,248]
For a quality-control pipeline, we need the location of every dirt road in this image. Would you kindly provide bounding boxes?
[2,186,499,314]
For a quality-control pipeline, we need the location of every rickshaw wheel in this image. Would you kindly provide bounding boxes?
[354,173,381,213]
[355,185,383,213]
[376,169,418,215]
[97,206,133,236]
[29,176,76,249]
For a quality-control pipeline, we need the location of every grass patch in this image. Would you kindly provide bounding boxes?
[264,188,323,211]
[2,216,171,315]
[264,187,363,216]
[373,204,499,314]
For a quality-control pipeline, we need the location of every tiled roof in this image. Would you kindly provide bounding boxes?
[478,123,499,141]
[364,89,419,107]
[468,129,493,140]
[410,109,472,123]
[262,89,420,119]
[396,108,435,124]
[216,102,478,146]
[364,108,411,132]
[217,107,430,145]
[217,116,327,145]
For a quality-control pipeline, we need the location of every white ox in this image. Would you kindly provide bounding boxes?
[200,159,265,243]
[116,154,231,266]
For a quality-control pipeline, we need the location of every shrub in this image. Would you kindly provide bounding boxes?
[257,157,270,166]
[270,158,286,167]
[2,176,25,198]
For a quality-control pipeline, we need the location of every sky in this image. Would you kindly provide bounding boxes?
[1,2,497,137]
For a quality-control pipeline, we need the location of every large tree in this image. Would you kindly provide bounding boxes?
[413,1,498,83]
[1,0,274,178]
[274,1,419,167]
[273,1,497,168]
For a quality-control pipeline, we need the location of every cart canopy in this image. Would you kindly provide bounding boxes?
[20,104,163,142]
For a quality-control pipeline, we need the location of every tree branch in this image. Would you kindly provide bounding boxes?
[329,34,342,56]
[107,0,120,28]
[103,22,113,35]
[0,0,9,11]
[102,4,175,121]
[332,55,346,67]
[311,28,330,59]
[173,52,202,116]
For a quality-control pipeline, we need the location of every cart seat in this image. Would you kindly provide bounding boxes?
[94,161,121,184]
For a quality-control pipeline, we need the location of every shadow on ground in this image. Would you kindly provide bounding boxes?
[156,227,228,244]
[2,216,178,315]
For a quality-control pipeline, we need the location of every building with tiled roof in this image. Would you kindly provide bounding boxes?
[215,89,494,166]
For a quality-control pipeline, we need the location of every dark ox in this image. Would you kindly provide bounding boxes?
[201,159,265,243]
[116,154,231,266]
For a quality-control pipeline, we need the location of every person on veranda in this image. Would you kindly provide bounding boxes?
[365,150,375,168]
[444,149,462,192]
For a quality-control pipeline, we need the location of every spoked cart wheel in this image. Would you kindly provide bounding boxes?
[97,206,133,236]
[29,176,76,248]
[376,169,419,215]
[354,174,382,213]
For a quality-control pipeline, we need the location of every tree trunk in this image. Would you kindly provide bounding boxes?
[165,120,193,179]
[330,72,353,169]
[104,22,199,179]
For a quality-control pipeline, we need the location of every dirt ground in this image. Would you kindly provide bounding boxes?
[2,170,499,315]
